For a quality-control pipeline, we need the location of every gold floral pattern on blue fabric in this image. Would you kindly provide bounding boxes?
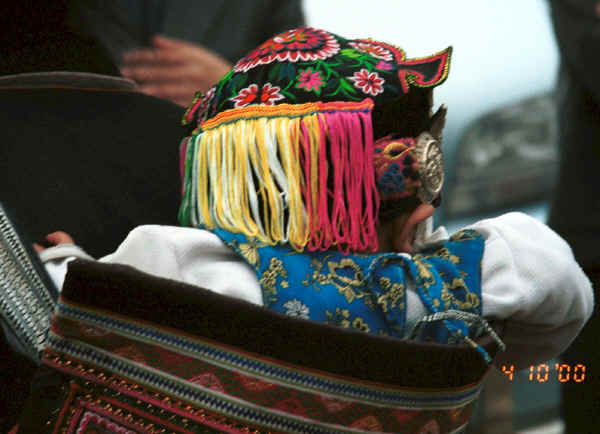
[376,277,405,313]
[432,246,460,264]
[212,228,486,359]
[226,238,268,267]
[411,254,437,289]
[258,257,288,304]
[325,307,351,328]
[324,308,371,333]
[326,258,365,302]
[440,271,480,311]
[450,230,477,243]
[303,255,375,309]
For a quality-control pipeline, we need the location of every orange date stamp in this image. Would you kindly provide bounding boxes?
[501,363,587,383]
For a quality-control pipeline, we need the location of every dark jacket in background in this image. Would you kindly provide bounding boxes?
[0,71,185,431]
[0,72,185,258]
[71,0,305,64]
[548,1,600,432]
[548,0,600,268]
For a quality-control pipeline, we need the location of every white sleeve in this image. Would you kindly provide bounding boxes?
[40,244,95,291]
[466,212,594,369]
[100,225,263,306]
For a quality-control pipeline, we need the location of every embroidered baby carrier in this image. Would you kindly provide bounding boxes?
[18,259,502,433]
[6,28,506,433]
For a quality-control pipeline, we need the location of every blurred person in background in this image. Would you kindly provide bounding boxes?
[72,0,305,106]
[0,0,185,429]
[548,0,600,431]
[0,1,186,258]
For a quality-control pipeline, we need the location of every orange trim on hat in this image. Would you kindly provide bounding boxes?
[201,98,374,130]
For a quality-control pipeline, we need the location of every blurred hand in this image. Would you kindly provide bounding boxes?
[33,231,75,253]
[121,35,232,106]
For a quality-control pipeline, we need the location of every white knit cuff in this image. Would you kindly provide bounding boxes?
[38,244,94,263]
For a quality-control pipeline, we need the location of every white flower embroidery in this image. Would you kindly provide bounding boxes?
[283,298,310,319]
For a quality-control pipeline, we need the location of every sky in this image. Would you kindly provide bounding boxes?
[304,0,559,144]
[304,0,559,224]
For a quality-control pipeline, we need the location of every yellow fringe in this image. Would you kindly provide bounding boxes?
[189,99,376,251]
[306,114,323,236]
[194,115,320,249]
[275,118,308,248]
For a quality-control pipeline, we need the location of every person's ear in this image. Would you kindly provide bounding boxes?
[393,204,435,253]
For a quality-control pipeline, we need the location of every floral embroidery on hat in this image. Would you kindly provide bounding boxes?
[194,86,216,123]
[375,61,392,71]
[230,84,259,108]
[348,69,385,96]
[295,68,326,94]
[186,28,452,131]
[182,86,216,126]
[349,41,393,61]
[230,83,284,108]
[260,83,285,105]
[234,27,340,73]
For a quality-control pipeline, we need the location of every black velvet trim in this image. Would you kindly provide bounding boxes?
[62,260,501,389]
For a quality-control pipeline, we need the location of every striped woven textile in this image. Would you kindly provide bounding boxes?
[20,259,502,433]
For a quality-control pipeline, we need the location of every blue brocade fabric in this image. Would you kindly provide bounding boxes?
[212,228,487,358]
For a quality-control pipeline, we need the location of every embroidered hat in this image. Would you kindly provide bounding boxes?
[179,27,451,253]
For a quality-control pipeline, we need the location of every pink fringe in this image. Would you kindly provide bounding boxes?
[359,110,379,252]
[299,110,379,253]
[316,114,333,249]
[328,112,350,253]
[298,121,314,249]
[179,136,190,197]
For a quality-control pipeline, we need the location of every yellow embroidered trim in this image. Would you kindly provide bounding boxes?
[201,98,374,130]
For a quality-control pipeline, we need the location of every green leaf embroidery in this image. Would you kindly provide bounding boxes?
[217,69,235,93]
[282,79,295,92]
[281,89,296,101]
[340,48,362,59]
[339,78,357,93]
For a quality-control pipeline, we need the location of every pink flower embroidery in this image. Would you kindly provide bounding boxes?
[296,68,325,93]
[349,41,393,61]
[375,60,392,71]
[230,83,284,108]
[348,69,385,96]
[234,27,340,72]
